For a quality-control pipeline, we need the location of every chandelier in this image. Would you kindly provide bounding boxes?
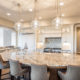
[56,17,61,27]
[14,21,22,31]
[31,0,39,28]
[31,19,39,28]
[14,3,23,31]
[52,0,62,28]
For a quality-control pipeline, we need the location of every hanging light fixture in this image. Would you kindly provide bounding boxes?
[56,0,61,28]
[14,3,23,31]
[32,19,39,28]
[56,17,61,27]
[14,21,22,31]
[13,3,23,47]
[52,0,62,28]
[31,0,39,28]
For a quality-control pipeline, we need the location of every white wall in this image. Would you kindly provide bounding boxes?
[18,34,35,52]
[11,32,16,46]
[0,25,74,53]
[38,25,74,53]
[62,25,73,53]
[0,27,15,47]
[0,28,4,47]
[73,24,80,53]
[4,29,12,46]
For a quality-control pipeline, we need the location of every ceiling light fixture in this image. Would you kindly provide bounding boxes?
[39,16,42,20]
[20,19,24,22]
[60,1,64,6]
[52,0,64,28]
[55,0,61,28]
[31,0,39,28]
[56,17,61,24]
[62,14,64,16]
[6,13,11,16]
[32,19,39,28]
[14,3,23,31]
[29,8,33,12]
[15,22,22,30]
[14,3,23,47]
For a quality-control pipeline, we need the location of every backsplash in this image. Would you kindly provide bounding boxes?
[45,37,62,48]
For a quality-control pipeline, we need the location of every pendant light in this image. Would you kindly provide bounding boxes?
[13,3,23,47]
[31,0,39,28]
[52,0,62,28]
[14,3,22,31]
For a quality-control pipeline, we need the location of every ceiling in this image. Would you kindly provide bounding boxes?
[0,0,80,23]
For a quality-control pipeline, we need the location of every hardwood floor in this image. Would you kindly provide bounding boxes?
[1,68,29,80]
[1,68,10,80]
[1,66,67,80]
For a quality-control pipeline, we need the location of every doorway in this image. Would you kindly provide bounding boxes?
[77,27,80,53]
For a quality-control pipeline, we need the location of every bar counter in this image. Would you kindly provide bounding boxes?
[0,52,80,80]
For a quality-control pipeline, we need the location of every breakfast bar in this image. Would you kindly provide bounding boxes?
[0,52,80,80]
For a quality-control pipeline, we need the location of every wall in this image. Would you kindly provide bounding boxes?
[38,24,74,53]
[73,24,80,53]
[62,25,73,53]
[18,34,35,52]
[0,25,74,53]
[0,27,15,47]
[11,31,16,46]
[45,38,61,48]
[4,28,12,46]
[0,28,4,47]
[38,28,62,43]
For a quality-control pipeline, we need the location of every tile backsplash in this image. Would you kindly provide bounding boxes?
[45,37,61,48]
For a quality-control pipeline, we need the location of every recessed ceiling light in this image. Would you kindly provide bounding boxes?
[60,2,64,6]
[62,14,64,16]
[20,19,24,22]
[39,16,42,20]
[6,13,11,16]
[28,8,33,12]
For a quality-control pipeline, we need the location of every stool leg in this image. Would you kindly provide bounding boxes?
[0,69,2,80]
[11,75,15,80]
[17,76,20,80]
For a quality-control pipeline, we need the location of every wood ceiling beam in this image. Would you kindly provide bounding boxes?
[0,18,14,29]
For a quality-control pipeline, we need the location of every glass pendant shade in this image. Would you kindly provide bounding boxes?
[31,19,39,28]
[52,17,61,28]
[14,22,22,31]
[56,17,61,27]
